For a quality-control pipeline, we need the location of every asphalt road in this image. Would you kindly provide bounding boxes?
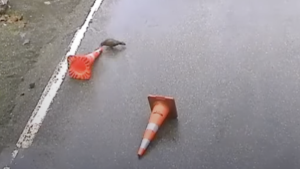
[9,0,300,168]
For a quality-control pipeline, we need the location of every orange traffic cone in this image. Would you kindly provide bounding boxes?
[137,95,178,158]
[67,47,103,80]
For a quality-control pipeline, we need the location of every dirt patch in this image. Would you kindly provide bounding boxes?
[0,0,95,156]
[0,8,32,128]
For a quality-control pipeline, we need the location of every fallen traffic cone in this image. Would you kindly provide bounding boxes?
[67,47,103,80]
[137,95,178,158]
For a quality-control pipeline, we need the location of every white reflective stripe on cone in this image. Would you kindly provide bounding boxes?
[140,139,150,149]
[146,123,159,132]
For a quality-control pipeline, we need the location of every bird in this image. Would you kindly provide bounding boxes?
[100,38,126,49]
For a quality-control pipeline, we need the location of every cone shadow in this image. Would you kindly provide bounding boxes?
[140,119,179,159]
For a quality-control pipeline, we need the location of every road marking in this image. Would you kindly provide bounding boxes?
[15,0,104,149]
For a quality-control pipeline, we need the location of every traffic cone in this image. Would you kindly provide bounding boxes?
[137,95,178,158]
[67,47,103,80]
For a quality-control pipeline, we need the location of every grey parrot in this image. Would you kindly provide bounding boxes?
[100,38,126,48]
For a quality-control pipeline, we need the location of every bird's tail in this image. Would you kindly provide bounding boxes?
[118,41,126,45]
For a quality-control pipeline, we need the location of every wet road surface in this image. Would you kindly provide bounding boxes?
[10,0,300,168]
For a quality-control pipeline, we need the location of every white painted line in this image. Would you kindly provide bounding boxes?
[1,150,18,169]
[16,0,104,149]
[10,150,18,162]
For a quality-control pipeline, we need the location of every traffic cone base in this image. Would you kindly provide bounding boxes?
[148,95,178,119]
[137,95,178,158]
[67,47,103,80]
